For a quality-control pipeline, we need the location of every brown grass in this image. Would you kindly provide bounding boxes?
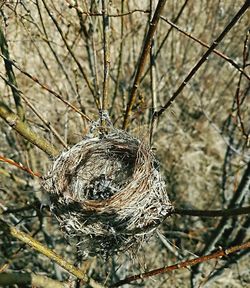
[0,1,249,287]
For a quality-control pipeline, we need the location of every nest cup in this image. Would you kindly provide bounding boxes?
[42,114,173,258]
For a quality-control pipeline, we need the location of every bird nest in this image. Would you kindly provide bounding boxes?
[42,113,173,258]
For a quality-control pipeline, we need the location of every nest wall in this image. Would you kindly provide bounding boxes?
[42,118,173,258]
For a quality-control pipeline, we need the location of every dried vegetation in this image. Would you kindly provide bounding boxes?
[42,114,173,258]
[0,1,249,287]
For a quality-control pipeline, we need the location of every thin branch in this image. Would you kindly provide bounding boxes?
[67,2,102,109]
[155,0,189,59]
[0,26,25,120]
[235,29,249,141]
[141,0,189,83]
[76,8,97,96]
[0,101,58,157]
[0,71,68,148]
[190,160,250,284]
[110,0,124,114]
[20,94,68,148]
[149,0,157,146]
[202,241,249,287]
[36,0,80,99]
[0,155,41,177]
[111,241,250,287]
[0,220,105,288]
[203,160,250,255]
[0,54,92,122]
[2,201,40,214]
[160,16,250,81]
[65,1,149,18]
[101,0,110,112]
[173,206,250,217]
[122,0,167,129]
[41,0,96,105]
[153,0,250,120]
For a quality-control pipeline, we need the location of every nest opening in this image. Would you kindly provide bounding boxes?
[42,114,173,258]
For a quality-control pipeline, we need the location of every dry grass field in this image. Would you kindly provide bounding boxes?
[0,1,249,287]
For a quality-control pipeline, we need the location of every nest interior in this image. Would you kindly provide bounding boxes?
[42,119,173,258]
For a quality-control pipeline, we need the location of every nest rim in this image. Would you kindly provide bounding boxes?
[42,117,173,257]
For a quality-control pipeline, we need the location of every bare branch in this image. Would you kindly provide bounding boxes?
[0,26,25,120]
[173,206,250,217]
[101,0,110,112]
[111,241,250,287]
[110,0,125,114]
[122,0,167,129]
[0,71,68,148]
[0,220,105,288]
[0,101,58,157]
[153,0,250,120]
[0,155,41,177]
[65,1,149,18]
[41,0,96,105]
[160,16,250,81]
[0,54,92,122]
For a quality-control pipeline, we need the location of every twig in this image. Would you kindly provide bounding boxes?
[111,241,250,287]
[0,272,67,288]
[0,26,25,120]
[202,248,249,288]
[141,0,189,83]
[0,54,92,122]
[0,220,105,288]
[235,30,249,142]
[0,71,68,148]
[0,101,58,157]
[156,0,189,59]
[78,11,95,77]
[0,155,41,177]
[190,161,250,285]
[36,0,80,100]
[160,16,250,82]
[65,1,149,18]
[68,2,101,109]
[20,94,68,148]
[110,0,124,114]
[153,0,250,120]
[101,0,110,112]
[2,201,40,214]
[173,206,250,217]
[41,0,96,106]
[149,0,157,146]
[68,1,102,110]
[202,109,250,160]
[122,0,167,129]
[202,161,250,255]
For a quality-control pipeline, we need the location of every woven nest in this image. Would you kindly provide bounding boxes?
[42,114,173,258]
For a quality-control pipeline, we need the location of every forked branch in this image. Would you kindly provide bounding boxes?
[111,241,250,287]
[153,0,250,121]
[0,54,91,122]
[160,16,250,81]
[122,0,167,129]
